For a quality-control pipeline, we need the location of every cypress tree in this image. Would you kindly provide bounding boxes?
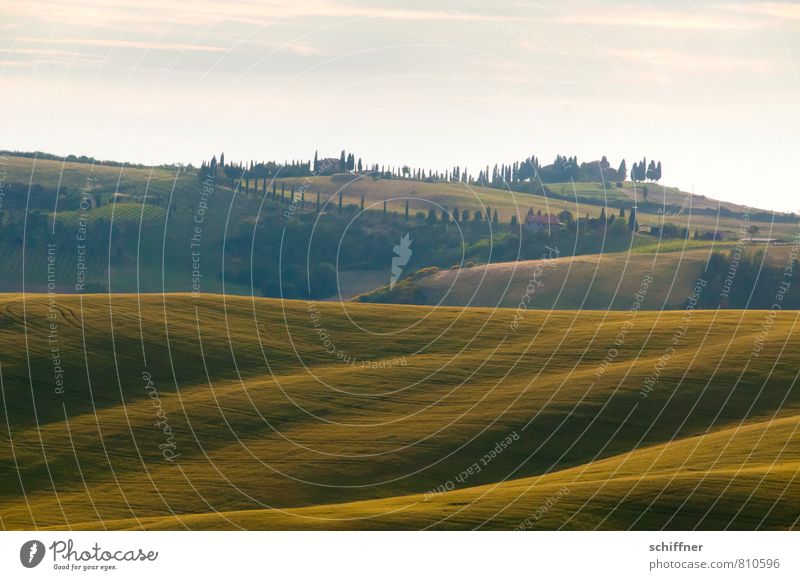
[628,207,638,232]
[404,200,409,221]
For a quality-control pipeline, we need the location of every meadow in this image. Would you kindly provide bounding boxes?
[0,293,798,530]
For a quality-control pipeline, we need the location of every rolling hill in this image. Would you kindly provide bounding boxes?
[1,293,799,530]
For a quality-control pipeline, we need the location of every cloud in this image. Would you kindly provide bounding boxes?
[603,47,771,73]
[545,4,763,31]
[283,42,320,56]
[722,2,800,23]
[1,0,522,28]
[9,37,226,53]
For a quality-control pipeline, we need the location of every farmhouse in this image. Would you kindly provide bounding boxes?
[525,211,561,231]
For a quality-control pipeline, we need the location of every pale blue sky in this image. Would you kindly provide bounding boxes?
[2,0,799,210]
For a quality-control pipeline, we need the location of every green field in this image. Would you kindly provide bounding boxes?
[1,293,798,530]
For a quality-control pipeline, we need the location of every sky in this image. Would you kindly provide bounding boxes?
[2,0,799,211]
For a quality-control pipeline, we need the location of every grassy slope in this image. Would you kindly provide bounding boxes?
[1,294,799,530]
[387,243,793,310]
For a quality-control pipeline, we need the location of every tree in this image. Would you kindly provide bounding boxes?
[646,160,656,182]
[628,206,638,232]
[655,161,662,182]
[617,159,627,181]
[313,150,318,172]
[462,209,470,222]
[452,206,460,223]
[310,263,337,299]
[339,150,346,172]
[427,208,438,224]
[404,200,409,221]
[510,214,518,226]
[441,208,450,223]
[620,206,625,218]
[360,193,365,211]
[338,191,343,213]
[492,209,499,224]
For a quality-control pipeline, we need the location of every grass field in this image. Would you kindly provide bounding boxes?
[1,293,798,530]
[54,203,167,225]
[361,241,791,310]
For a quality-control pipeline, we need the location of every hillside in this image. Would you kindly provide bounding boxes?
[1,294,799,530]
[1,153,796,302]
[359,242,796,310]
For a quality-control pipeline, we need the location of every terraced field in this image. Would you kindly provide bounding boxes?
[1,294,798,530]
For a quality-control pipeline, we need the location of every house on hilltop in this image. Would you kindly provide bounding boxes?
[315,157,341,175]
[525,210,561,231]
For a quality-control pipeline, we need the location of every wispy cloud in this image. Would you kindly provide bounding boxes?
[1,0,522,28]
[9,36,226,53]
[722,2,800,23]
[546,5,763,30]
[604,47,771,73]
